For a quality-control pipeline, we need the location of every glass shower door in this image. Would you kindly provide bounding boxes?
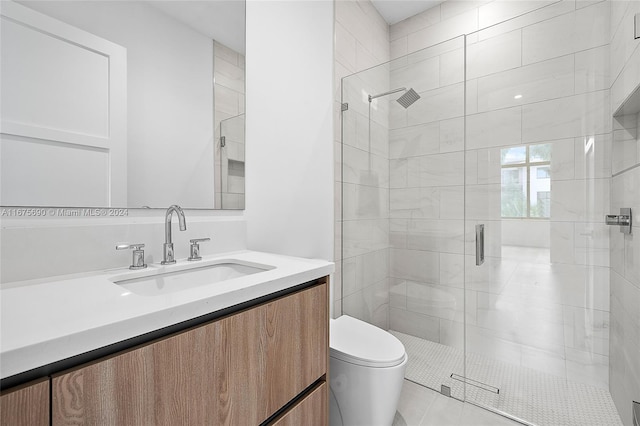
[463,8,613,424]
[340,36,468,401]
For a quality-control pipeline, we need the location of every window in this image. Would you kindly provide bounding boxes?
[500,144,551,218]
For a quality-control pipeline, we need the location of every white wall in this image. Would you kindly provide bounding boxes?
[245,1,334,262]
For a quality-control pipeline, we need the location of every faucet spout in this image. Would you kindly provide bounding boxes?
[162,205,187,265]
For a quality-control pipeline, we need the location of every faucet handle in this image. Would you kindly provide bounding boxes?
[116,243,147,270]
[188,238,210,261]
[116,243,145,250]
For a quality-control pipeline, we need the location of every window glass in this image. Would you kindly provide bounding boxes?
[500,145,551,218]
[501,166,527,217]
[501,146,526,165]
[536,166,550,179]
[530,165,551,218]
[530,144,551,163]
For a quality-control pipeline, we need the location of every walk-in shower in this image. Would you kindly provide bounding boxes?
[339,1,627,424]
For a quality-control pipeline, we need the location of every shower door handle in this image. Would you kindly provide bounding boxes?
[476,224,485,266]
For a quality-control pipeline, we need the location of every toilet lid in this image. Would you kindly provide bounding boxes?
[330,315,406,368]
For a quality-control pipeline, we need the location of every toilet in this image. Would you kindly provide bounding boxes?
[329,315,407,426]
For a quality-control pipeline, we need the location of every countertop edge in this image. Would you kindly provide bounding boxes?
[1,251,334,384]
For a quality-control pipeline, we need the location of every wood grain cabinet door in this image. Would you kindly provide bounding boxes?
[260,282,327,419]
[0,378,49,426]
[52,282,328,426]
[269,382,328,426]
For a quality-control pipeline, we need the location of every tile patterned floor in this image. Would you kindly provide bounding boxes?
[391,332,623,426]
[393,379,523,426]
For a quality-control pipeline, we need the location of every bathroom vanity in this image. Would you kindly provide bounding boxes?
[0,251,332,425]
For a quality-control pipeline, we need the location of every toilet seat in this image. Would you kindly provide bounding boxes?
[330,315,406,368]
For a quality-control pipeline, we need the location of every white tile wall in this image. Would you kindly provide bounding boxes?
[407,152,465,187]
[608,96,640,425]
[467,29,522,79]
[476,54,575,112]
[466,106,522,150]
[405,83,465,126]
[407,9,477,52]
[521,91,611,143]
[521,1,609,65]
[478,0,558,29]
[575,45,611,94]
[389,122,440,159]
[335,0,391,323]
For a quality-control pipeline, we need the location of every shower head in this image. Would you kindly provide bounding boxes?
[368,87,420,108]
[396,88,420,109]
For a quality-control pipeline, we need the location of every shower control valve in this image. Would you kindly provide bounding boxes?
[605,208,632,234]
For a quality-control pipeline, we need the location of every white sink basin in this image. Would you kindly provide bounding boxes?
[112,260,274,296]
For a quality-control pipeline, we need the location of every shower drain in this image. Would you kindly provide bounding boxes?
[450,373,500,394]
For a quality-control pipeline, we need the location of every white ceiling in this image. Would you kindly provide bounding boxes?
[148,0,245,54]
[150,0,442,53]
[371,0,443,25]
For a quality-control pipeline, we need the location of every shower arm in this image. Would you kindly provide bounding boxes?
[368,87,406,102]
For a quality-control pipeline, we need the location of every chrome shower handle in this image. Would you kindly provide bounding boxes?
[475,224,485,266]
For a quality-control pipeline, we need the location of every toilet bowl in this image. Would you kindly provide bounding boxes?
[329,315,407,426]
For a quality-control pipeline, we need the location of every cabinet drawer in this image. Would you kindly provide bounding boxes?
[0,378,49,426]
[269,382,328,426]
[52,281,328,425]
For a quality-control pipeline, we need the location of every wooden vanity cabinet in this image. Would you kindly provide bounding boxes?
[51,279,329,425]
[269,382,328,426]
[0,378,49,426]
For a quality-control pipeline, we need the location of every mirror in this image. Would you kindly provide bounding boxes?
[0,0,245,210]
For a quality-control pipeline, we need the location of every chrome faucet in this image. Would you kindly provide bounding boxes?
[162,205,187,265]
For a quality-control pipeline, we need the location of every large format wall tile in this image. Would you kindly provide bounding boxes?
[575,45,610,94]
[551,178,610,222]
[522,1,609,65]
[476,54,575,112]
[610,271,640,426]
[467,29,522,79]
[407,219,466,254]
[390,306,441,341]
[342,183,389,220]
[342,218,389,258]
[392,248,440,283]
[477,0,558,29]
[466,106,522,149]
[389,122,440,158]
[390,55,440,93]
[407,9,478,52]
[390,187,439,219]
[406,281,465,322]
[406,83,465,126]
[522,91,611,143]
[407,151,465,187]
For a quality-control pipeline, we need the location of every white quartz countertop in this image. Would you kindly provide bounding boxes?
[0,250,334,380]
